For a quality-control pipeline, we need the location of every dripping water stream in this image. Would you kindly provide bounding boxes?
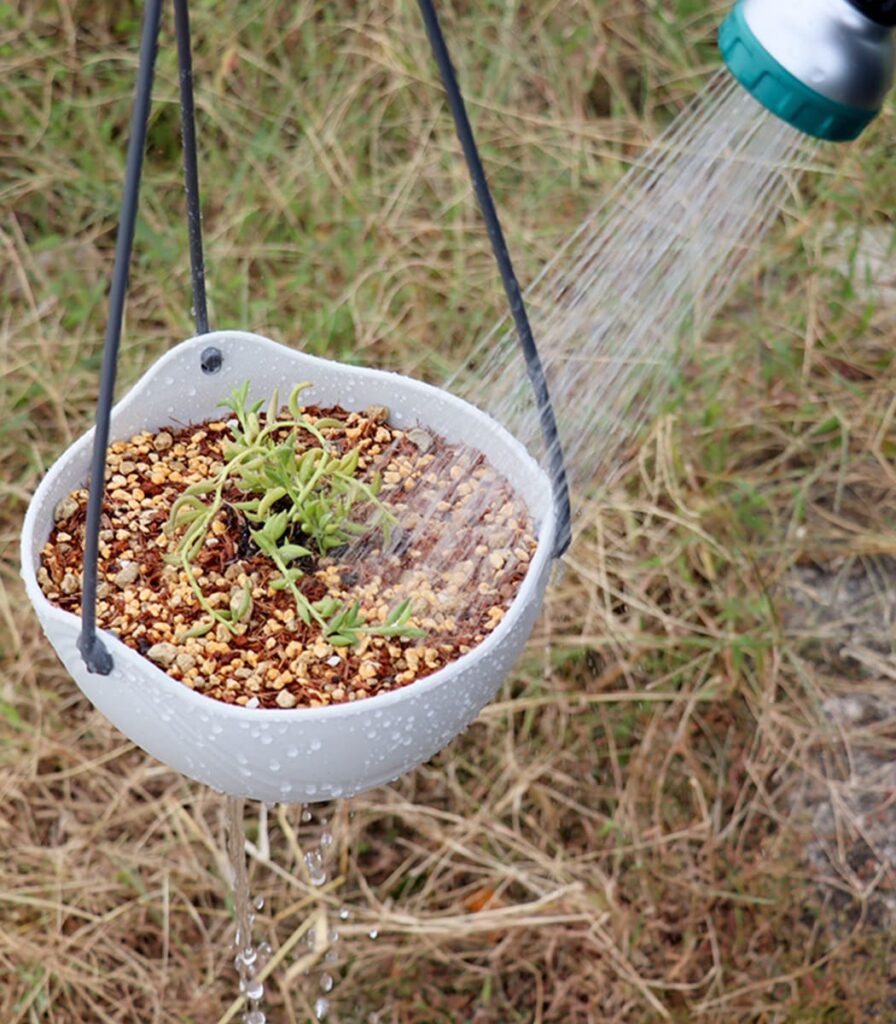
[224,800,353,1023]
[226,796,269,1024]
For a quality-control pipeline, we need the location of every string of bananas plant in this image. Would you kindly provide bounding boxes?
[164,382,423,647]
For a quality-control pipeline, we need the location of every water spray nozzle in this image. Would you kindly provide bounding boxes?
[720,0,895,140]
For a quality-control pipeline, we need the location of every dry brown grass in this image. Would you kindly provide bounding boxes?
[2,1,895,1021]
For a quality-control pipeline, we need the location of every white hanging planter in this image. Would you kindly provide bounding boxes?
[21,331,556,803]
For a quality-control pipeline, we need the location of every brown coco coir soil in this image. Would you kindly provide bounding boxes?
[38,401,537,709]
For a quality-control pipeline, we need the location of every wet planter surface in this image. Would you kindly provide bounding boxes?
[38,401,536,710]
[21,331,557,802]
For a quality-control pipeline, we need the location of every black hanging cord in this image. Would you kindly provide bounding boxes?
[416,0,572,558]
[77,0,568,674]
[174,0,209,334]
[78,0,163,675]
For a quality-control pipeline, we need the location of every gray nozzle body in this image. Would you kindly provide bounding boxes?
[740,0,895,111]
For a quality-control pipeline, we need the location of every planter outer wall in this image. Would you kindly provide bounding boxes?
[21,332,557,803]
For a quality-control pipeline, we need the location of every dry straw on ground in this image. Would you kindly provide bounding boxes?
[2,2,895,1021]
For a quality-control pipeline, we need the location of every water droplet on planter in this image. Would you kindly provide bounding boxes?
[313,997,329,1020]
[319,972,334,992]
[320,831,333,848]
[309,739,322,752]
[368,928,379,940]
[254,895,264,911]
[339,907,350,921]
[287,747,298,758]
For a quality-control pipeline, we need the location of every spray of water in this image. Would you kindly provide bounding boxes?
[342,70,815,597]
[453,70,813,490]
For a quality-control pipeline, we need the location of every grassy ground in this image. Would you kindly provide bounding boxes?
[2,1,895,1020]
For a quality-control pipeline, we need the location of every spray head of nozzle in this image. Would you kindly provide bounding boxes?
[720,0,896,141]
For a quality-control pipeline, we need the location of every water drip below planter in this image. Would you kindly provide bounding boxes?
[21,331,556,803]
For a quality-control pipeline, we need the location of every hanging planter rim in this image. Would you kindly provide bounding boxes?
[21,330,557,722]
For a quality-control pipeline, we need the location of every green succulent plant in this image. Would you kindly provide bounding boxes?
[164,381,424,647]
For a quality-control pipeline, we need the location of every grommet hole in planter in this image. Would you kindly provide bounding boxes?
[201,346,222,374]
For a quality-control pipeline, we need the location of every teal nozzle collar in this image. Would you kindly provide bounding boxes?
[719,3,880,141]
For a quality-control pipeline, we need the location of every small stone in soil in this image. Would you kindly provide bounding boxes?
[54,496,79,523]
[114,562,139,587]
[406,427,434,453]
[147,642,178,667]
[363,405,389,424]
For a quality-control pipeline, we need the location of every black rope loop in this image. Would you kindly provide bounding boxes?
[174,0,210,336]
[78,0,571,675]
[79,0,209,674]
[416,0,573,558]
[78,0,163,675]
